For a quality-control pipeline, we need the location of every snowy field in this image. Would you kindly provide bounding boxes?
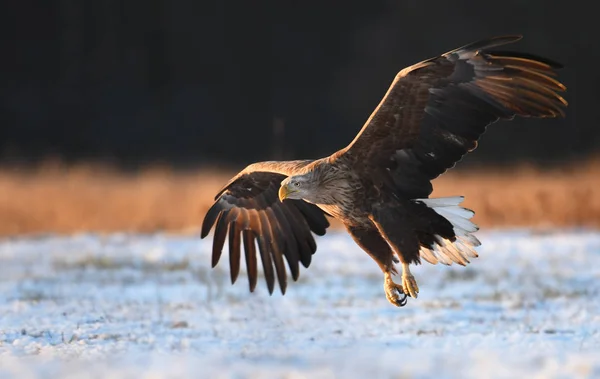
[1,229,599,378]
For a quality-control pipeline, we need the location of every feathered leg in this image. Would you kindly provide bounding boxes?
[369,204,421,300]
[346,224,408,307]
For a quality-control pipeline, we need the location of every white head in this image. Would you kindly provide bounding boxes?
[278,173,319,203]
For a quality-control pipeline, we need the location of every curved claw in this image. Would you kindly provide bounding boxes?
[385,286,408,307]
[398,291,408,307]
[384,272,409,307]
[401,263,419,299]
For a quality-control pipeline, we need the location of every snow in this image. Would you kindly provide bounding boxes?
[1,229,599,378]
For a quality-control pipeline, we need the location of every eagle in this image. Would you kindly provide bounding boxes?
[201,35,567,307]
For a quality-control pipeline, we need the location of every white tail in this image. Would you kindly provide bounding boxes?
[415,196,480,266]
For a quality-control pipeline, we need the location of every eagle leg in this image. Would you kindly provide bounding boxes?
[401,263,419,299]
[384,271,408,307]
[368,205,421,303]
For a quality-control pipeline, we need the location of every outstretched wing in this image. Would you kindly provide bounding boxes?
[201,161,330,295]
[338,35,567,198]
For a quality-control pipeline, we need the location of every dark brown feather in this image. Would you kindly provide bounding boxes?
[228,220,241,284]
[211,210,229,268]
[346,225,396,272]
[242,229,258,292]
[255,211,275,294]
[201,201,223,239]
[265,208,287,294]
[292,199,330,235]
[370,203,422,265]
[270,204,301,280]
[201,161,330,294]
[279,201,316,268]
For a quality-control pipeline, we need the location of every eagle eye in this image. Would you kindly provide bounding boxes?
[294,182,300,187]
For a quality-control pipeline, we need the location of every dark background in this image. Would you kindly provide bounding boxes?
[1,1,594,169]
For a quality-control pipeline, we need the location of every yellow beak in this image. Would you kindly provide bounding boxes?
[278,184,289,202]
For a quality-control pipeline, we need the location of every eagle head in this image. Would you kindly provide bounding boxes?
[279,174,316,202]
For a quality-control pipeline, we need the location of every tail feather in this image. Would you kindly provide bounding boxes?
[415,197,480,266]
[433,207,478,233]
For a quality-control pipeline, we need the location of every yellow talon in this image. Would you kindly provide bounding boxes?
[384,271,408,307]
[401,263,419,299]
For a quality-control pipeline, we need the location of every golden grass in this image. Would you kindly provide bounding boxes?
[1,160,599,236]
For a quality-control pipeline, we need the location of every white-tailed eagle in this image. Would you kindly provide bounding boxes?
[201,35,567,307]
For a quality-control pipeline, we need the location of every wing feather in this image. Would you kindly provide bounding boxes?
[279,201,316,268]
[211,210,229,268]
[228,220,241,284]
[243,216,259,292]
[286,203,318,262]
[270,204,301,280]
[264,208,288,294]
[256,211,276,294]
[292,199,330,236]
[201,201,223,239]
[201,161,330,294]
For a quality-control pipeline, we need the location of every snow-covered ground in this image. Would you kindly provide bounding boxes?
[1,229,599,378]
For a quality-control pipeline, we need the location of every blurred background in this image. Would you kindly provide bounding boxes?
[1,0,597,235]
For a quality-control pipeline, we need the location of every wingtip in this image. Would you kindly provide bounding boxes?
[494,34,523,42]
[445,35,524,58]
[201,202,222,239]
[487,50,565,70]
[265,276,275,295]
[211,255,220,268]
[291,270,300,282]
[200,219,212,239]
[200,228,209,239]
[230,270,239,285]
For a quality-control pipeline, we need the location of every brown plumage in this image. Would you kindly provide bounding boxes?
[201,35,567,307]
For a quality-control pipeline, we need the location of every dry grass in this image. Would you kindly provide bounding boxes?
[1,160,599,236]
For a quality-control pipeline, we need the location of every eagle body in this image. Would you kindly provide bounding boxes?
[201,36,567,307]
